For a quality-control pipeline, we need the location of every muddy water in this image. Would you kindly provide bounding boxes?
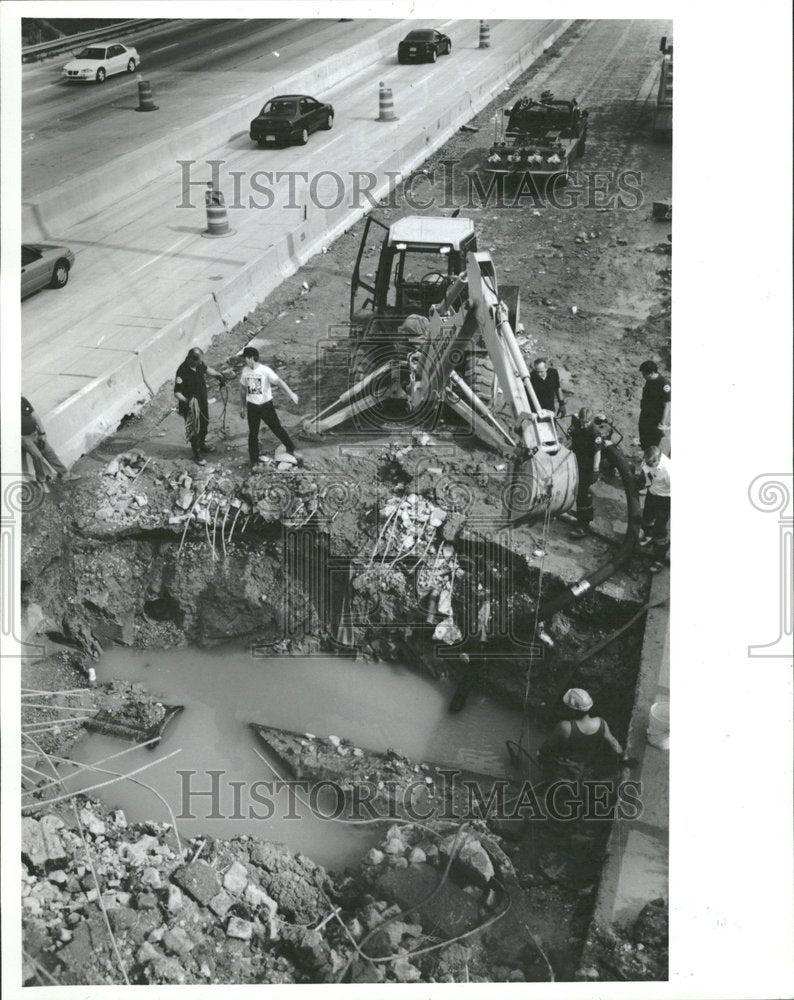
[64,646,543,870]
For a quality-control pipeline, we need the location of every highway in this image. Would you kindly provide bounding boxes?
[22,18,406,196]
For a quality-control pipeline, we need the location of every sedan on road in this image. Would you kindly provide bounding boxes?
[249,94,334,147]
[62,43,140,83]
[397,29,452,64]
[21,244,75,298]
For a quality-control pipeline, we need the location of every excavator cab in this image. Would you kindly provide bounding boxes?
[350,215,478,334]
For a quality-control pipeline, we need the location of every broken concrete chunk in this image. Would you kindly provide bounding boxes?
[243,883,278,917]
[21,817,47,871]
[209,889,234,917]
[140,866,162,889]
[439,834,495,887]
[137,941,162,965]
[222,860,249,896]
[39,815,67,868]
[78,808,106,837]
[171,860,221,906]
[392,957,422,982]
[161,886,182,915]
[119,834,159,867]
[163,926,194,956]
[226,916,254,940]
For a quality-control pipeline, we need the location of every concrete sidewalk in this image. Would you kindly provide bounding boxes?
[585,569,669,932]
[21,19,572,466]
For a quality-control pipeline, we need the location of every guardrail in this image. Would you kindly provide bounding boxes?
[22,19,170,62]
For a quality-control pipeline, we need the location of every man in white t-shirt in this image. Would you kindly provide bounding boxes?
[638,445,670,572]
[239,347,299,467]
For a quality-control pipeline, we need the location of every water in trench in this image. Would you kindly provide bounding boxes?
[63,646,545,870]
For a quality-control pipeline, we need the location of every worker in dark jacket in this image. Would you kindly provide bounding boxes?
[568,407,603,538]
[638,360,671,450]
[529,357,565,415]
[21,396,80,492]
[538,688,625,782]
[174,348,225,465]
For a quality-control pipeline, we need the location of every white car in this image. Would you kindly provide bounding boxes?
[62,43,140,83]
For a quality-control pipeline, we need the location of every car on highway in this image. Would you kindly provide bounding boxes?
[249,94,334,147]
[21,243,75,298]
[397,29,452,64]
[62,43,140,83]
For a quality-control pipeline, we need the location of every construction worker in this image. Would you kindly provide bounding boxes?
[174,348,225,466]
[239,346,299,468]
[537,688,625,782]
[638,445,671,572]
[20,397,80,492]
[530,357,565,415]
[567,407,603,538]
[638,360,671,450]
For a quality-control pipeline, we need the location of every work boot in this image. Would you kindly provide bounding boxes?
[569,526,588,539]
[193,454,206,466]
[638,533,652,548]
[36,479,51,494]
[58,472,82,482]
[649,561,665,573]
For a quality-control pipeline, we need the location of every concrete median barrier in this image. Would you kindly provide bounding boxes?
[42,19,574,466]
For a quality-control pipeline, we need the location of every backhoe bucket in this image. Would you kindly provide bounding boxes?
[503,447,578,524]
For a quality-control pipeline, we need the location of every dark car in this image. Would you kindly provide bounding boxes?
[397,29,452,64]
[249,94,334,147]
[21,243,75,298]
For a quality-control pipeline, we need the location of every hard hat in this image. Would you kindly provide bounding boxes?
[562,688,593,712]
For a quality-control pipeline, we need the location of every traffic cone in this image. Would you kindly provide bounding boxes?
[202,182,233,238]
[135,76,158,112]
[377,81,397,122]
[478,21,491,49]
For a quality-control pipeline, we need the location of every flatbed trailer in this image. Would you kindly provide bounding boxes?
[484,91,588,183]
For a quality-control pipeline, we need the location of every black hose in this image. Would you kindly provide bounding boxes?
[535,441,641,622]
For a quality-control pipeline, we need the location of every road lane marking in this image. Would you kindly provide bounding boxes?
[130,235,192,275]
[311,133,345,154]
[24,80,67,98]
[151,43,179,53]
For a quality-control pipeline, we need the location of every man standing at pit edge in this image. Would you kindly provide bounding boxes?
[239,347,299,468]
[638,360,671,451]
[530,357,566,415]
[638,445,671,573]
[174,348,226,466]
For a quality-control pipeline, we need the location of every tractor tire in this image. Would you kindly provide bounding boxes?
[461,351,513,427]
